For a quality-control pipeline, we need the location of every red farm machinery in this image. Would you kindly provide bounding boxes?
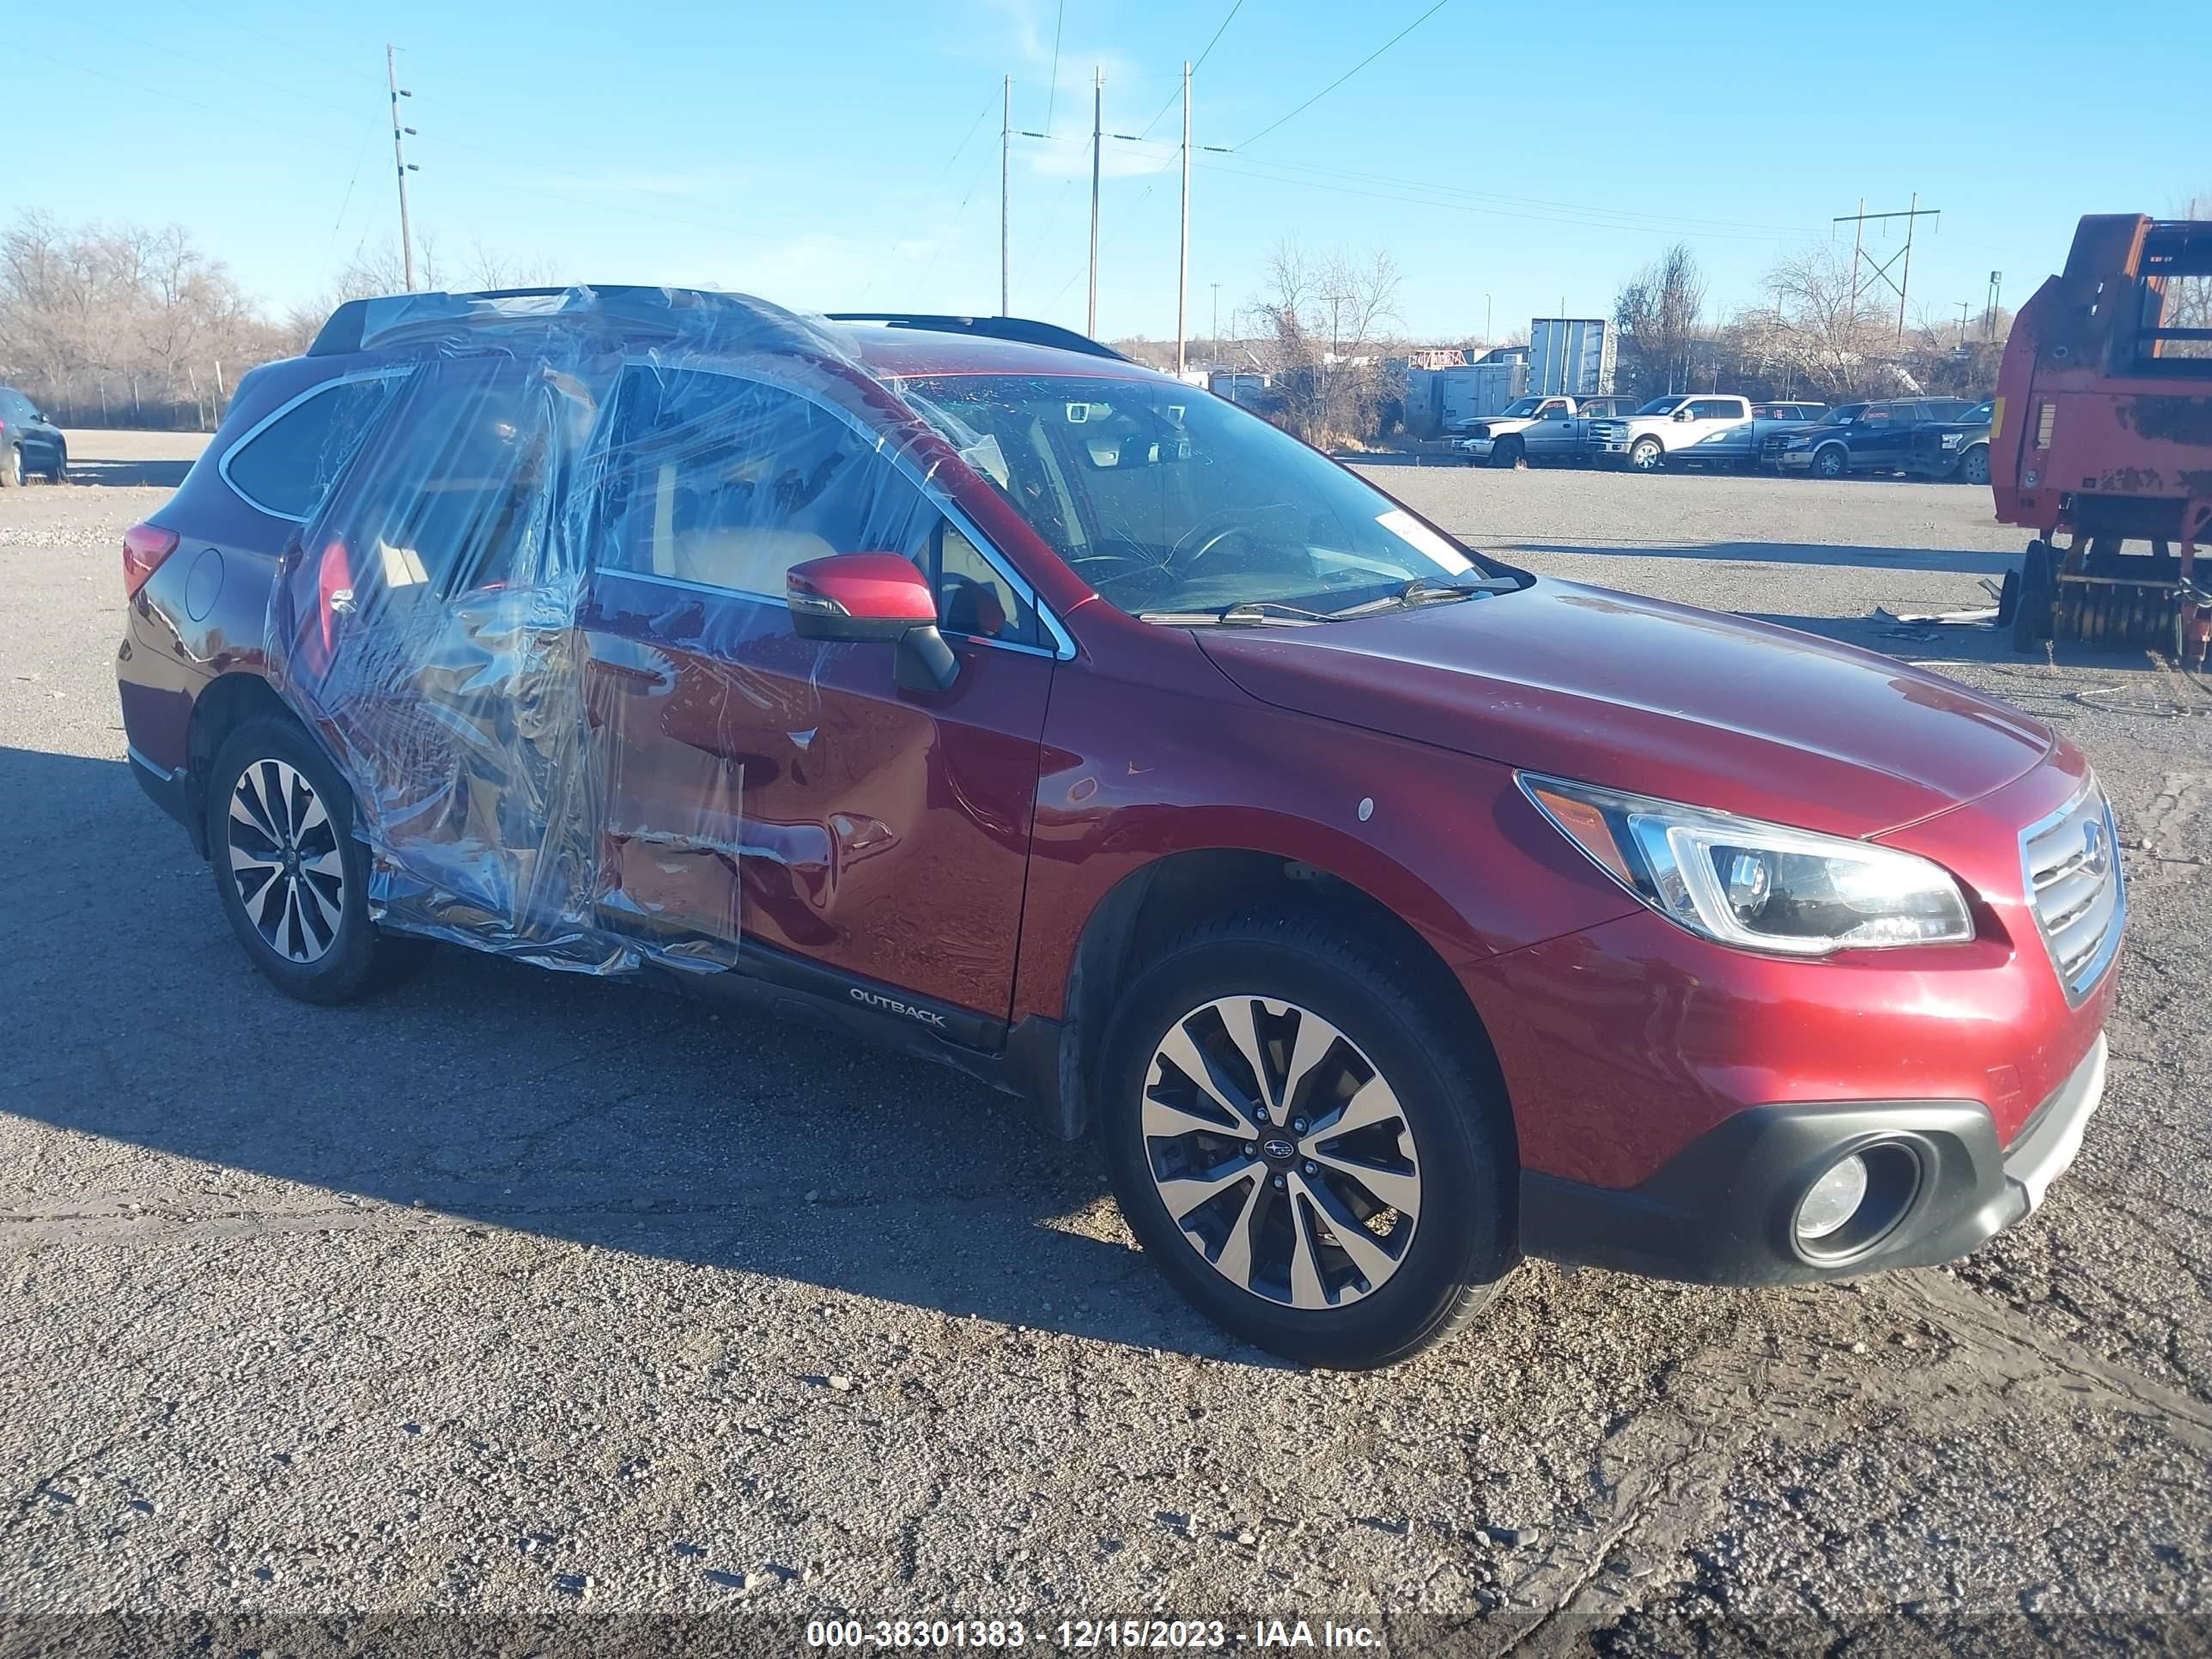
[1994,212,2212,665]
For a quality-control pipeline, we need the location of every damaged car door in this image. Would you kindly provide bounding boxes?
[577,362,1056,1032]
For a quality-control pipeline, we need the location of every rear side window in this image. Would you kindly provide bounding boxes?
[307,359,550,603]
[223,375,401,521]
[595,365,933,599]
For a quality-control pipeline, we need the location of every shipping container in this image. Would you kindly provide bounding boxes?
[1526,319,1615,398]
[1207,370,1270,406]
[1407,361,1530,434]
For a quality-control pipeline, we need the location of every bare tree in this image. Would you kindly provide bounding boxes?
[1247,241,1402,445]
[2155,188,2212,356]
[0,212,283,428]
[1761,242,1890,398]
[1613,243,1706,395]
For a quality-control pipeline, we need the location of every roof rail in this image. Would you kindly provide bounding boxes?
[307,286,835,358]
[826,313,1130,362]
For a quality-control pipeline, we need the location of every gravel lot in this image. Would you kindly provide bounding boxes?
[3,433,2209,1653]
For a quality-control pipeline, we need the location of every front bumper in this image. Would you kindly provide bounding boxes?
[1452,438,1494,459]
[1776,448,1817,471]
[1518,1033,2107,1285]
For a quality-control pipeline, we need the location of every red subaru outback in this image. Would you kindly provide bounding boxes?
[117,290,2118,1367]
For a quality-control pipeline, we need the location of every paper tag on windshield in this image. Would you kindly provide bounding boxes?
[1375,509,1474,574]
[959,435,1012,491]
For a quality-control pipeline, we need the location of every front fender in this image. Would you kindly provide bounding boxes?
[1010,641,1642,1024]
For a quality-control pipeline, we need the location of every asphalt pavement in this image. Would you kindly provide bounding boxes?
[2,434,2209,1654]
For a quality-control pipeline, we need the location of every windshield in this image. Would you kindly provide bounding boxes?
[898,374,1488,618]
[1633,395,1689,416]
[1960,401,1993,423]
[1815,404,1867,426]
[1497,397,1544,417]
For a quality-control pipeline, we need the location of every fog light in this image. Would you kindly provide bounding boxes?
[1795,1154,1869,1242]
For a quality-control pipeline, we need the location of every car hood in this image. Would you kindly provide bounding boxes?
[1195,577,2053,838]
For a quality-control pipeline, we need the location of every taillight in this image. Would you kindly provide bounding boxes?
[315,539,355,659]
[122,523,180,599]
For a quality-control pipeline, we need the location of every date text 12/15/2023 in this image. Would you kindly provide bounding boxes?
[805,1619,1383,1650]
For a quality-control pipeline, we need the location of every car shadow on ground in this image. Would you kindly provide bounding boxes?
[55,456,196,489]
[1505,539,2021,577]
[0,745,1261,1362]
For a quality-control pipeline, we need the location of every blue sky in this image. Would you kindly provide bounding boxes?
[12,0,2209,344]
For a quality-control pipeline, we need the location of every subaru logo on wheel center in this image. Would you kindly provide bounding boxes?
[1261,1136,1296,1163]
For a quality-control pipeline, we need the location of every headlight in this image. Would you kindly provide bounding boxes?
[1941,433,1963,447]
[1519,775,1974,953]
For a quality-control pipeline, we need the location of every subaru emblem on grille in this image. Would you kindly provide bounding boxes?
[2081,817,2106,875]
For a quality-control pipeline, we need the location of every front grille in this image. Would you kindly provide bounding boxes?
[2020,781,2125,1004]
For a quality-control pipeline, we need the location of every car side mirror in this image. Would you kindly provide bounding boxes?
[1673,407,1696,422]
[786,552,958,691]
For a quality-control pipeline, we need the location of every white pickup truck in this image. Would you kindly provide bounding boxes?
[1585,394,1818,472]
[1449,394,1638,466]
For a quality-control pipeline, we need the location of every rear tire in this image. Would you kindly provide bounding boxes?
[1098,912,1516,1369]
[207,714,428,1004]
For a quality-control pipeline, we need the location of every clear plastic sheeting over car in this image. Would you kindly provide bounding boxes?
[263,287,946,974]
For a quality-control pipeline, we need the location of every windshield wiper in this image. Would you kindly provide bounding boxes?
[1327,574,1519,618]
[1139,600,1337,627]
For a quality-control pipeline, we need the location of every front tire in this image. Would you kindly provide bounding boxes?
[0,444,20,489]
[1959,446,1990,487]
[1491,435,1525,470]
[1099,914,1516,1369]
[207,714,426,1004]
[1627,436,1663,472]
[1814,443,1849,480]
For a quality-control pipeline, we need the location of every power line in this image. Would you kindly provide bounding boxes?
[168,0,376,85]
[1191,154,1819,241]
[858,94,998,301]
[1235,0,1452,150]
[11,42,356,155]
[1211,151,1824,236]
[1134,0,1244,141]
[1042,0,1066,133]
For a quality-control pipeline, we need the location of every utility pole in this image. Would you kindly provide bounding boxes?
[1985,270,2003,340]
[1087,67,1103,338]
[1833,198,1940,343]
[1000,76,1012,316]
[1211,283,1221,345]
[1846,197,1863,330]
[386,46,418,291]
[1894,191,1918,342]
[1484,292,1492,343]
[1955,300,1972,340]
[1176,60,1191,376]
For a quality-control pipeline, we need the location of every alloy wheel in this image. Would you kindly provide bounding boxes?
[1630,440,1662,471]
[1139,996,1422,1310]
[1816,446,1846,478]
[226,758,346,964]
